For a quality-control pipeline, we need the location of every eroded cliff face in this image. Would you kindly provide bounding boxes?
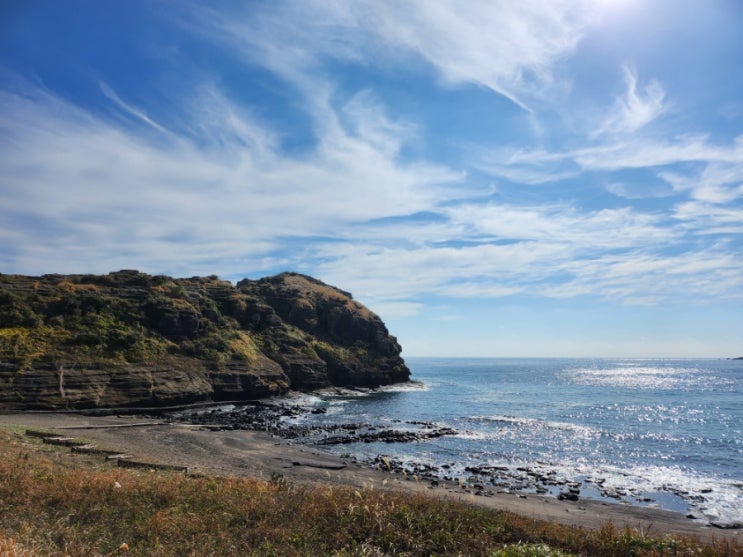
[0,271,410,410]
[237,273,409,390]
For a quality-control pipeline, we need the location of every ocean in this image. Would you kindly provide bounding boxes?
[283,357,743,527]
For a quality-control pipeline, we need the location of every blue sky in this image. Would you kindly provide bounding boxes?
[1,1,742,357]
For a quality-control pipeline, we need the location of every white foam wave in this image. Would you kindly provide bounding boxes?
[455,430,491,441]
[277,392,325,407]
[313,381,428,400]
[465,457,743,524]
[376,380,429,393]
[472,415,598,437]
[314,387,373,398]
[540,461,743,524]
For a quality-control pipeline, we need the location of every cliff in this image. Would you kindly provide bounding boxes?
[0,270,409,410]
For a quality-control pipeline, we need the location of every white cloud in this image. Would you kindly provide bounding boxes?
[340,90,416,158]
[191,0,597,111]
[481,132,743,209]
[573,135,743,171]
[314,231,743,311]
[547,250,743,302]
[605,180,673,200]
[673,202,743,235]
[350,0,595,110]
[473,146,583,184]
[660,160,743,203]
[594,65,667,135]
[314,241,569,303]
[502,134,738,172]
[0,80,460,276]
[99,81,169,134]
[443,203,676,248]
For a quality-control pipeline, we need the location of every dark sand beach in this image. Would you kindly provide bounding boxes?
[1,411,739,544]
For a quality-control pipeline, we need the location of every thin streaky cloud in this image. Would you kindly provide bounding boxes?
[98,81,170,134]
[0,78,461,274]
[594,65,667,136]
[190,0,598,112]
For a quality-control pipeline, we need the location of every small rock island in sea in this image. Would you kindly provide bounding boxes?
[0,270,410,410]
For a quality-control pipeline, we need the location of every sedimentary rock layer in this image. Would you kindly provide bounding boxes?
[0,270,409,410]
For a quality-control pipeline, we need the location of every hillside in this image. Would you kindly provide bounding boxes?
[0,270,409,410]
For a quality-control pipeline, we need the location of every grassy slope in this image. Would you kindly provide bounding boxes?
[0,428,739,557]
[1,271,409,408]
[0,273,262,369]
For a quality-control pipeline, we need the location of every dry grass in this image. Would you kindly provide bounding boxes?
[280,274,376,320]
[0,428,739,557]
[56,280,100,294]
[228,331,262,364]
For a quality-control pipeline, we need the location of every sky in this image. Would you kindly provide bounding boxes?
[1,1,742,358]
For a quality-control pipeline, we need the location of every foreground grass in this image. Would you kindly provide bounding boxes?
[0,429,739,556]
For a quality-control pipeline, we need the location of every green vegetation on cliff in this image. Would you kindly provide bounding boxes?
[0,270,409,410]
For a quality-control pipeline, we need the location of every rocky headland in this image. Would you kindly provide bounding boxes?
[0,270,409,410]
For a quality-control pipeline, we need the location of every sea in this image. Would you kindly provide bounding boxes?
[283,357,743,527]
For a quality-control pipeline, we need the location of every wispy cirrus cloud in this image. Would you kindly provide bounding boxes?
[313,233,743,315]
[98,81,169,134]
[493,134,740,172]
[545,250,743,303]
[189,0,598,111]
[442,203,676,248]
[342,0,595,110]
[674,202,743,235]
[0,78,460,276]
[572,135,743,171]
[594,65,667,136]
[659,159,743,203]
[480,132,743,206]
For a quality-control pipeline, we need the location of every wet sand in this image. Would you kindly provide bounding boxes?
[1,412,739,543]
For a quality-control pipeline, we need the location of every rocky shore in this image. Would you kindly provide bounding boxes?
[167,399,741,530]
[1,410,738,543]
[170,400,458,445]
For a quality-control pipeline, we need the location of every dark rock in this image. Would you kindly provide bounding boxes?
[710,521,743,529]
[558,491,580,501]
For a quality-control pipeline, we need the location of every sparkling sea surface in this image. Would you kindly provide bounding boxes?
[286,357,743,525]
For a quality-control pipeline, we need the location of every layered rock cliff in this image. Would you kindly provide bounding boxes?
[0,270,409,410]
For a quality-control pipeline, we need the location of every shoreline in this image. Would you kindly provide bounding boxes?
[0,411,739,543]
[167,393,742,529]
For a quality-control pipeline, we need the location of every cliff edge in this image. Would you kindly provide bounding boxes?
[0,270,409,410]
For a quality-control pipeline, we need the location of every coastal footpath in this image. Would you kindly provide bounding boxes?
[0,270,409,410]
